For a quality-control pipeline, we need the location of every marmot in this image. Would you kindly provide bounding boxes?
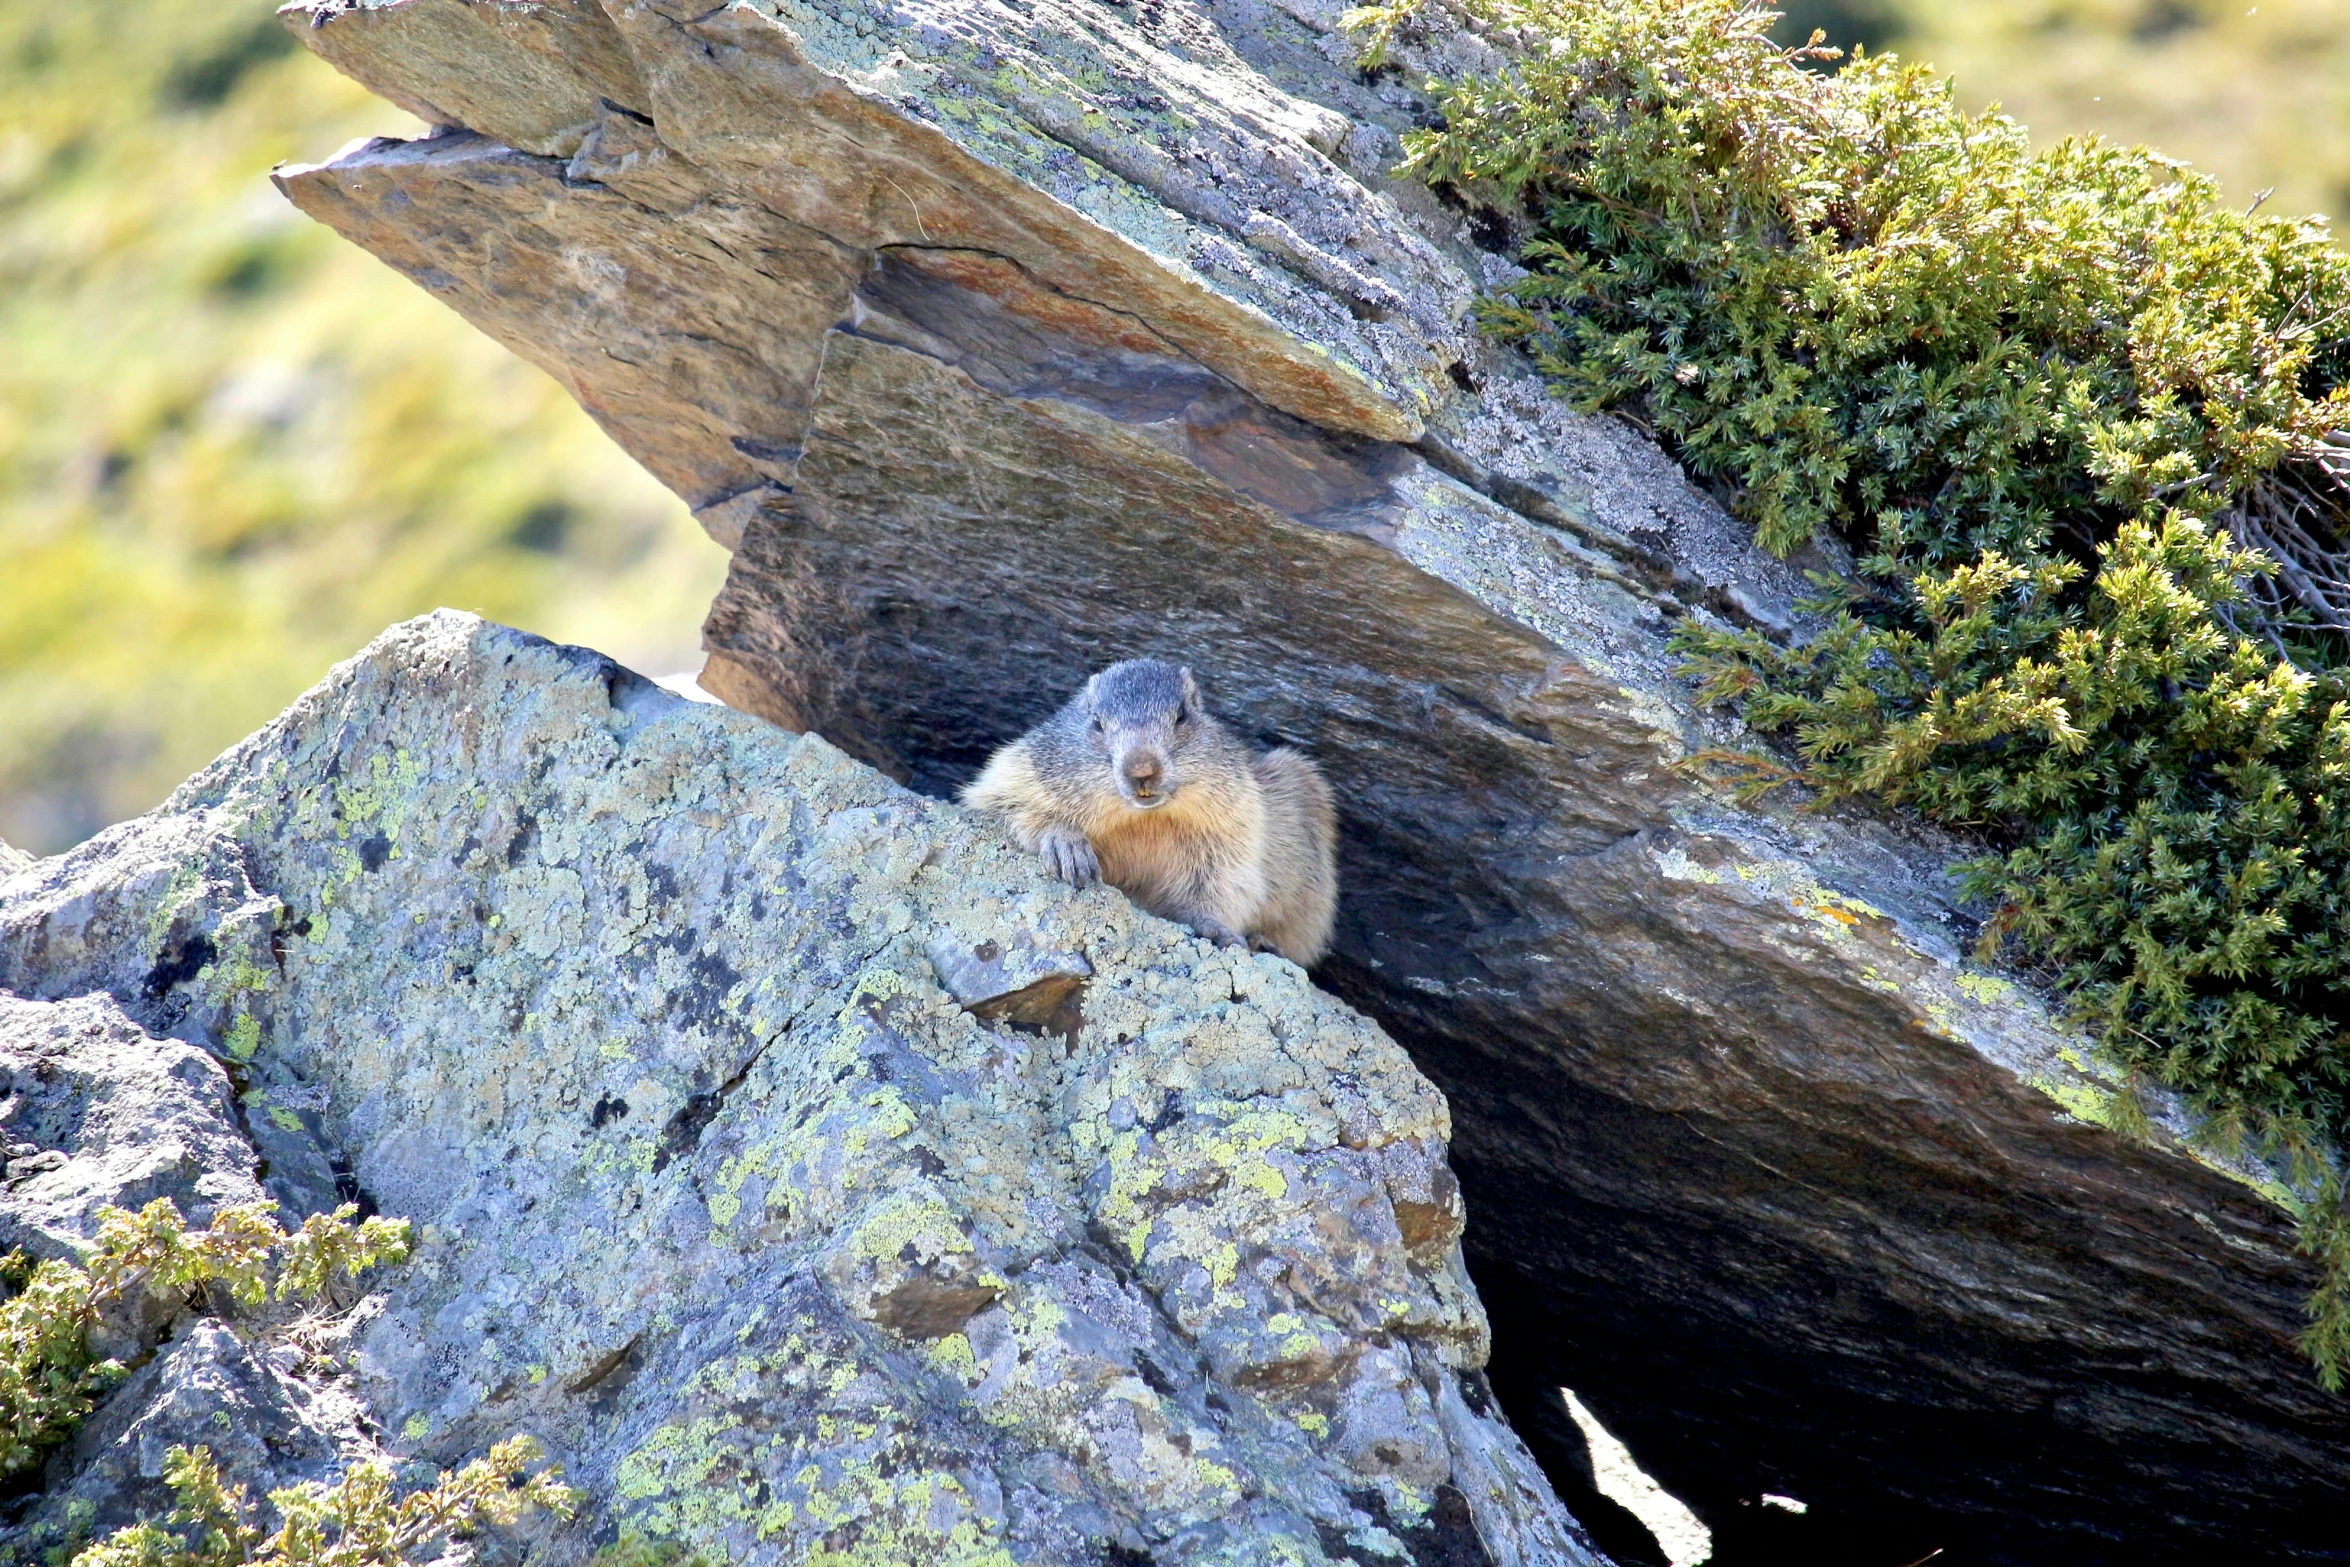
[962,659,1337,966]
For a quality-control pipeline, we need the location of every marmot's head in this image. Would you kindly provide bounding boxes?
[1080,659,1215,811]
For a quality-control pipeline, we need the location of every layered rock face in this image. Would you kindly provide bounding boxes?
[0,613,1591,1565]
[260,1,2350,1562]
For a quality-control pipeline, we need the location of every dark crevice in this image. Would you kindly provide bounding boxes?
[1321,1484,1491,1567]
[652,1033,767,1175]
[216,1055,273,1191]
[327,1150,380,1220]
[653,1090,723,1173]
[565,1333,643,1395]
[142,932,217,1001]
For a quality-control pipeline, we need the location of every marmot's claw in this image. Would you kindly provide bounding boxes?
[1041,830,1100,889]
[1195,919,1247,949]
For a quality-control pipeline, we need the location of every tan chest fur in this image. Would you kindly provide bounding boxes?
[1081,772,1268,923]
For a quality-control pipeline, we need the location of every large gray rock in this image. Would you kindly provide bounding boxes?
[263,1,2350,1561]
[0,992,267,1265]
[0,613,1593,1567]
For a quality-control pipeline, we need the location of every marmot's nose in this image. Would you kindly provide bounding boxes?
[1124,756,1162,786]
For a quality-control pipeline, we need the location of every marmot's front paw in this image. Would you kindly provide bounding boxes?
[1039,828,1101,889]
[1192,917,1247,950]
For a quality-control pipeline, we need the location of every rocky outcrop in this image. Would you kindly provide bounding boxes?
[261,1,2350,1561]
[0,992,272,1265]
[31,1321,378,1550]
[0,613,1592,1566]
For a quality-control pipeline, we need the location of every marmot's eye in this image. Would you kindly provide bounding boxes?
[1091,717,1105,733]
[1174,708,1189,726]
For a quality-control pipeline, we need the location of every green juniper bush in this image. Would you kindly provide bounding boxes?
[1351,0,2350,1380]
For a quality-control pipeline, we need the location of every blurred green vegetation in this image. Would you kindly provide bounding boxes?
[0,0,729,855]
[1775,0,2350,228]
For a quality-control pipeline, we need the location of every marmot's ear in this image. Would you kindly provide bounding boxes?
[1179,666,1199,705]
[1085,672,1102,704]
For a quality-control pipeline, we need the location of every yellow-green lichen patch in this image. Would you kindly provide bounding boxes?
[705,1187,744,1230]
[848,1192,971,1267]
[925,1332,978,1382]
[613,1411,751,1507]
[2028,1073,2127,1131]
[1188,1107,1310,1200]
[702,1119,810,1234]
[141,858,213,950]
[223,1014,262,1064]
[331,747,427,840]
[616,1398,1016,1567]
[840,1087,920,1162]
[1204,1241,1240,1291]
[1956,972,2017,1007]
[1004,1287,1068,1352]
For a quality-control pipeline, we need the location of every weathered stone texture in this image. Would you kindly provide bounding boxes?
[260,0,2350,1559]
[0,614,1592,1567]
[0,993,268,1265]
[28,1321,379,1551]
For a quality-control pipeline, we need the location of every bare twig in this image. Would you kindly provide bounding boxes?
[2218,446,2350,647]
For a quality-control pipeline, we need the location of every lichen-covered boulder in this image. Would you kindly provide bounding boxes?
[0,612,1593,1566]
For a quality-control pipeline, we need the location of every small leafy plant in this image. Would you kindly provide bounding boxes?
[0,1199,410,1479]
[1357,0,2350,1379]
[68,1437,575,1567]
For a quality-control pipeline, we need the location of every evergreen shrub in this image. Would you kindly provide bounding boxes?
[1352,0,2350,1378]
[69,1438,573,1567]
[1,1199,582,1567]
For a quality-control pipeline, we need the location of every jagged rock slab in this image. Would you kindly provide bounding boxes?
[268,1,2350,1560]
[0,613,1593,1567]
[25,1321,380,1551]
[0,993,269,1264]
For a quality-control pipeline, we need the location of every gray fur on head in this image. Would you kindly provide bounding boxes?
[1050,659,1223,811]
[1082,659,1196,724]
[964,654,1336,962]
